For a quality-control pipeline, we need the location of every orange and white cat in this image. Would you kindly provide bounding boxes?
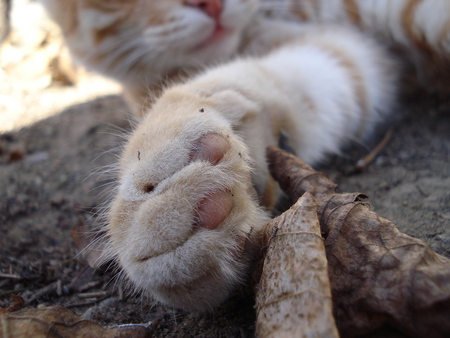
[39,0,446,310]
[40,0,450,111]
[262,0,450,61]
[106,26,397,310]
[41,0,261,113]
[260,0,450,88]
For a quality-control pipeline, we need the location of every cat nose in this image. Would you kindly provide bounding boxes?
[185,0,222,20]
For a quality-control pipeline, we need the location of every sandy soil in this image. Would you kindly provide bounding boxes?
[1,1,449,337]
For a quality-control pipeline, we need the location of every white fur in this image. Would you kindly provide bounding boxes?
[261,0,450,72]
[40,0,259,87]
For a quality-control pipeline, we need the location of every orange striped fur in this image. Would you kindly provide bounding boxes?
[40,0,449,112]
[260,0,450,86]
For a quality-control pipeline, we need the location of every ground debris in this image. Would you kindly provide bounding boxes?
[22,281,59,304]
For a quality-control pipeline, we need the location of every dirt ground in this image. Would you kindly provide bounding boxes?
[0,1,449,337]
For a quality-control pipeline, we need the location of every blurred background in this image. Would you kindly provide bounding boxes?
[0,0,120,132]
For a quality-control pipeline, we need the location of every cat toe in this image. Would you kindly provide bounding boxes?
[190,133,231,165]
[194,188,234,230]
[190,134,234,230]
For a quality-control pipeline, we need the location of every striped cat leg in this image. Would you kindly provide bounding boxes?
[260,0,450,87]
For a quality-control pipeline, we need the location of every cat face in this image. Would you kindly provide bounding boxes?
[41,0,259,84]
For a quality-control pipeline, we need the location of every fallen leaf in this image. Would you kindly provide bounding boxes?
[256,192,339,337]
[8,149,25,162]
[0,295,25,313]
[265,146,450,337]
[0,306,156,338]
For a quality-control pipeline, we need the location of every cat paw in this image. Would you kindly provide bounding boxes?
[107,115,268,311]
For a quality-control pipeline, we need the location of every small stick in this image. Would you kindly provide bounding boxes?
[77,291,109,298]
[355,128,393,171]
[66,294,111,309]
[24,282,58,304]
[0,273,22,280]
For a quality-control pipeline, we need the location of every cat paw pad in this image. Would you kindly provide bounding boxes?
[108,128,267,311]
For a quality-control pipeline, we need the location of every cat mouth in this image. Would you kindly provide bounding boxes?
[196,24,228,49]
[210,24,226,40]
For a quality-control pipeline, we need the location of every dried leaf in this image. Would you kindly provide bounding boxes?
[266,146,450,337]
[256,192,339,337]
[0,295,25,313]
[266,146,337,202]
[0,306,156,338]
[8,149,25,162]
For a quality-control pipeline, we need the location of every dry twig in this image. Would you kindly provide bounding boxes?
[355,128,393,172]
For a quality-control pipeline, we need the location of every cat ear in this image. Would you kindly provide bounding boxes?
[209,89,259,127]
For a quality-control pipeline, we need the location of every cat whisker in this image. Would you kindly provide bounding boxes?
[99,40,152,69]
[85,27,143,57]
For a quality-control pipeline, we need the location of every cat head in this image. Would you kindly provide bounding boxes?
[41,0,259,86]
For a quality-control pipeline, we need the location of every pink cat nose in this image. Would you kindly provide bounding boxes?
[185,0,222,20]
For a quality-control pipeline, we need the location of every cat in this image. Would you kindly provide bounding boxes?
[105,25,398,310]
[259,0,450,90]
[40,0,450,113]
[40,0,261,113]
[38,0,445,311]
[260,0,450,62]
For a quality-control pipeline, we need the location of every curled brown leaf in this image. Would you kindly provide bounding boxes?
[0,306,156,338]
[0,295,25,313]
[256,192,339,337]
[265,146,450,337]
